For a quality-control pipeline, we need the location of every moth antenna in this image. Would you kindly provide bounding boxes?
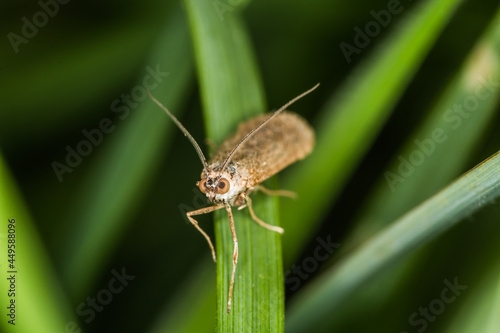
[220,83,320,172]
[147,91,209,172]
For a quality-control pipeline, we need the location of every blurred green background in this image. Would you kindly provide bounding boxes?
[1,0,500,332]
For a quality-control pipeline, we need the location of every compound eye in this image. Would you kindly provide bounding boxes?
[198,178,208,194]
[217,178,230,194]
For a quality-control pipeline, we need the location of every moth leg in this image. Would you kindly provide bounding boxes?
[225,204,238,314]
[245,195,284,234]
[187,204,225,262]
[254,184,297,199]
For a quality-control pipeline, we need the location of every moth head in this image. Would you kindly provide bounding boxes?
[197,164,244,204]
[197,173,231,202]
[198,176,230,194]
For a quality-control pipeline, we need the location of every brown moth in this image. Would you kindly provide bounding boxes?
[148,83,318,313]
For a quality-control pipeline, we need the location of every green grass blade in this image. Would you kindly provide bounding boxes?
[183,0,284,331]
[347,7,500,245]
[184,3,264,142]
[59,10,193,297]
[314,7,500,330]
[442,259,500,333]
[281,0,465,262]
[286,149,500,332]
[0,153,73,333]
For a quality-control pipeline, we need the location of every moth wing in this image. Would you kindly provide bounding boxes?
[209,111,314,187]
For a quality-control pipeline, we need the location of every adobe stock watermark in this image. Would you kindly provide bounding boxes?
[400,277,467,333]
[285,235,340,291]
[7,0,70,54]
[59,267,135,333]
[385,74,500,192]
[339,0,403,64]
[213,0,245,21]
[51,65,169,182]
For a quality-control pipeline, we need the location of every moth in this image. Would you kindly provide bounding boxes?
[148,83,318,313]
